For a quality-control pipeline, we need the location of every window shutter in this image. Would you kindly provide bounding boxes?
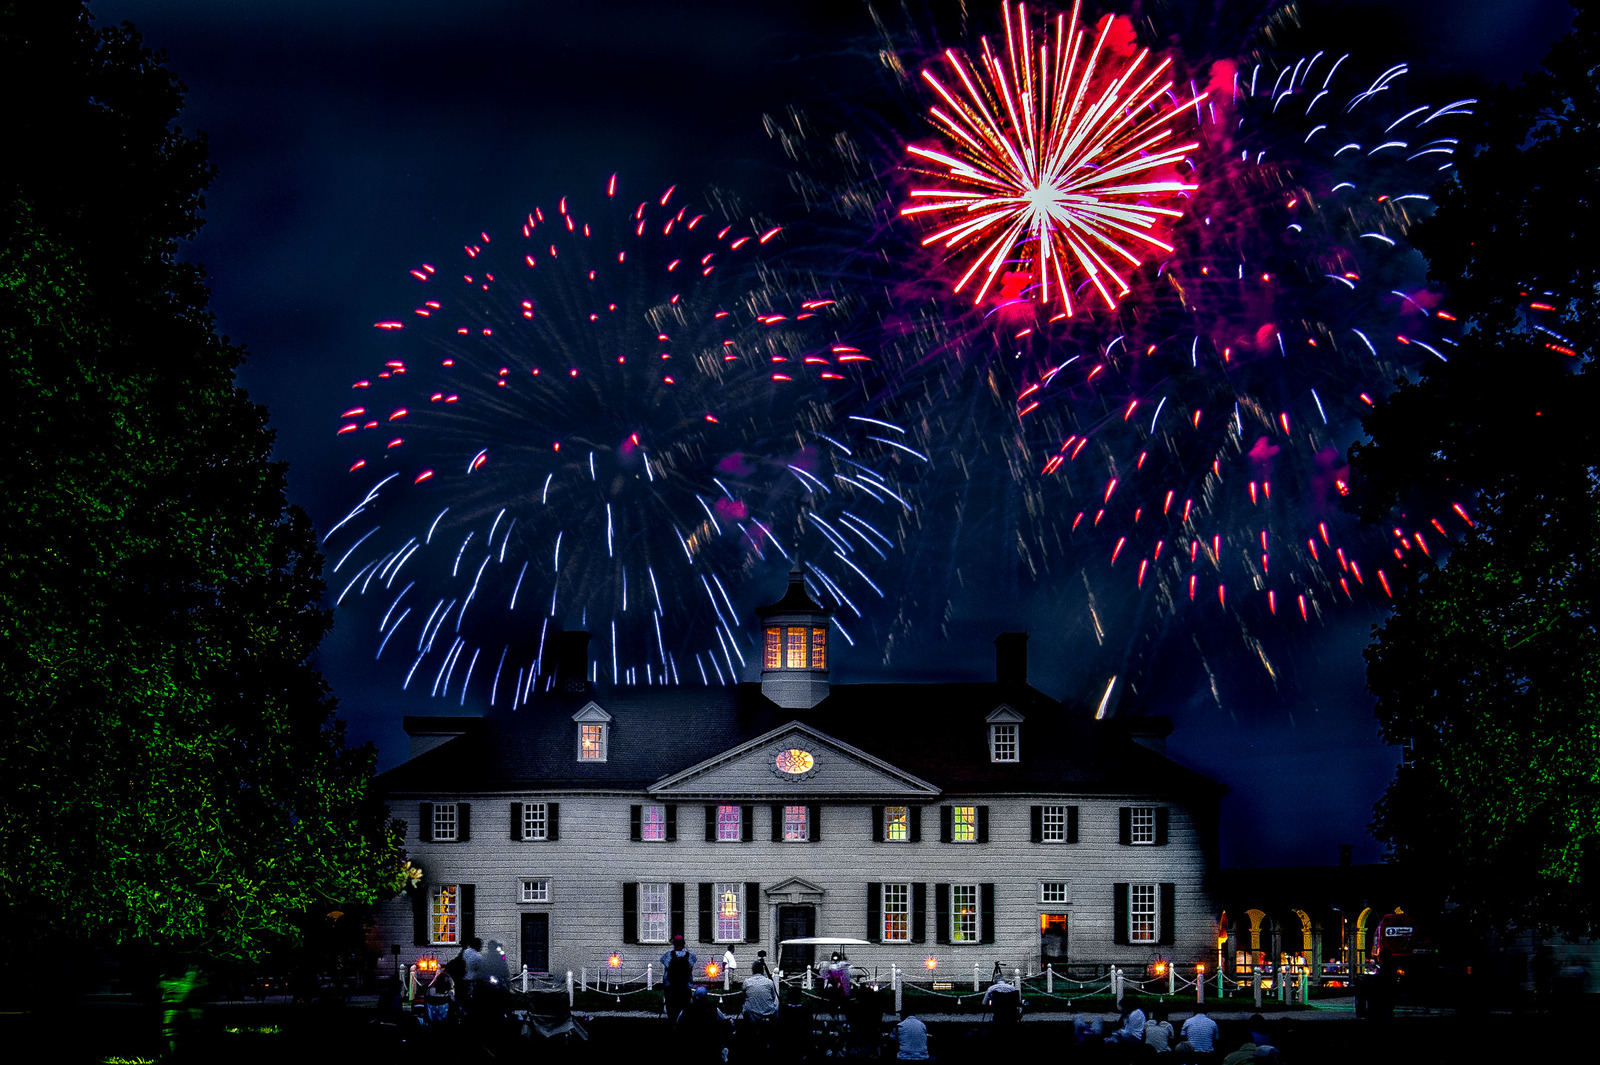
[1113,883,1129,945]
[909,806,922,843]
[939,806,953,843]
[935,884,950,945]
[670,882,686,940]
[698,883,713,943]
[871,806,884,842]
[419,802,434,843]
[461,883,476,941]
[741,805,755,842]
[665,804,677,841]
[547,802,559,841]
[1067,806,1080,844]
[412,884,428,946]
[1118,807,1133,845]
[1159,883,1176,945]
[511,802,524,841]
[808,805,821,842]
[912,883,928,944]
[1029,806,1043,843]
[867,883,882,942]
[980,883,996,944]
[1155,807,1170,846]
[705,805,717,842]
[771,805,783,842]
[976,805,990,843]
[623,882,639,944]
[745,883,760,942]
[458,803,472,842]
[630,805,643,842]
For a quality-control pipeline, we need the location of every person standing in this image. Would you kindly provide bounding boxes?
[660,933,698,1024]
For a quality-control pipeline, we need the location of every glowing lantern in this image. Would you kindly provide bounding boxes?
[924,957,938,971]
[706,961,720,979]
[608,954,623,969]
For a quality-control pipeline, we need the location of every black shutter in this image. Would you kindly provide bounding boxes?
[698,882,713,943]
[980,883,996,944]
[771,804,784,842]
[867,883,881,942]
[745,883,760,942]
[419,802,434,843]
[1113,883,1129,945]
[871,806,884,842]
[458,803,471,842]
[976,805,990,843]
[939,806,953,843]
[623,882,639,944]
[630,805,643,842]
[511,802,524,841]
[665,804,677,841]
[705,805,717,841]
[935,884,950,944]
[909,806,922,842]
[912,883,928,944]
[461,883,476,941]
[741,805,754,842]
[412,885,428,946]
[808,805,821,842]
[670,883,686,939]
[1155,807,1170,846]
[547,802,559,841]
[1119,807,1133,845]
[1067,806,1080,844]
[1030,806,1043,843]
[1159,883,1176,945]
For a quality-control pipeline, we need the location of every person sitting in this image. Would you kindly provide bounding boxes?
[1145,1003,1177,1053]
[1111,990,1147,1045]
[982,972,1021,1027]
[893,1011,931,1060]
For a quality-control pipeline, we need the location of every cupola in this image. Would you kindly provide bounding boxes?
[756,566,832,709]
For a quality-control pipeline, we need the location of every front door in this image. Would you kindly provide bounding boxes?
[520,912,550,974]
[777,906,815,973]
[1041,913,1069,967]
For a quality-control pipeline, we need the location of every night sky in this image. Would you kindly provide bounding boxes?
[93,0,1573,867]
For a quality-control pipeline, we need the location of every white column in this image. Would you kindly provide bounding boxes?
[893,966,902,1013]
[973,964,980,992]
[647,962,653,991]
[1046,964,1054,994]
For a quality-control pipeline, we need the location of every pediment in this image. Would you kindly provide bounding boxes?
[571,702,612,723]
[649,722,939,798]
[766,876,825,899]
[986,704,1025,723]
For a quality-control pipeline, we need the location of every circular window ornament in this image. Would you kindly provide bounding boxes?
[774,748,817,777]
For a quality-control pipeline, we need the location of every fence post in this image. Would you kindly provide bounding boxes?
[724,965,731,991]
[520,964,529,993]
[1217,968,1223,1000]
[1014,967,1022,990]
[804,966,813,990]
[1047,964,1054,994]
[1169,965,1176,996]
[407,964,417,1004]
[1113,966,1122,1009]
[647,962,653,991]
[1300,971,1309,1004]
[894,966,902,1014]
[1252,968,1262,1009]
[1197,968,1204,1005]
[567,970,575,1007]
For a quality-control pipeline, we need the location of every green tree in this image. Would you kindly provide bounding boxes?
[0,4,403,962]
[1350,1,1600,932]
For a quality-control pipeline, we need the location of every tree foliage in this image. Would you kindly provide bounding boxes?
[0,4,402,961]
[1349,1,1600,932]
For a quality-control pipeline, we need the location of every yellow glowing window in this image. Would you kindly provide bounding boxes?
[884,805,909,842]
[775,748,815,775]
[785,627,807,668]
[810,627,827,669]
[952,806,977,843]
[431,885,458,944]
[579,723,606,761]
[764,628,782,669]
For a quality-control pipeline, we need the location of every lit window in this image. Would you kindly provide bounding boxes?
[884,806,910,842]
[579,723,607,761]
[810,626,827,670]
[716,804,742,842]
[642,804,666,841]
[433,803,458,842]
[952,806,977,843]
[951,884,979,943]
[1040,881,1070,904]
[764,628,782,669]
[1130,806,1157,844]
[640,883,669,943]
[715,882,743,942]
[1041,805,1067,842]
[783,805,809,841]
[785,627,807,668]
[431,885,459,944]
[990,723,1019,762]
[884,883,910,942]
[520,878,550,903]
[522,801,548,841]
[775,748,814,775]
[1129,883,1158,943]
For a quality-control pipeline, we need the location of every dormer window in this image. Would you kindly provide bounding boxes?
[572,703,612,762]
[764,625,828,670]
[986,705,1024,763]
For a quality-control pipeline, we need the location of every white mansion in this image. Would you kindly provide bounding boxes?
[373,573,1225,979]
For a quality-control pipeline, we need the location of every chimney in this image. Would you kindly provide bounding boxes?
[551,631,591,693]
[995,632,1028,686]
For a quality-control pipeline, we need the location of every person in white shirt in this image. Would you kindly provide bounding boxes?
[1181,1009,1219,1053]
[894,1012,930,1060]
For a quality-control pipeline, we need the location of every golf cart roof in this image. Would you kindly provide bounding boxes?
[777,937,871,946]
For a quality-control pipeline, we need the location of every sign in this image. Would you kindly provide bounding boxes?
[932,982,952,991]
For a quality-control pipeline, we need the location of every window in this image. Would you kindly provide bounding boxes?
[714,882,743,941]
[1041,805,1067,842]
[783,805,809,841]
[579,723,607,761]
[1040,881,1070,904]
[1130,806,1157,845]
[639,883,669,943]
[810,627,827,670]
[883,883,911,942]
[990,723,1019,762]
[785,627,807,668]
[951,805,977,843]
[716,804,742,842]
[1129,883,1158,943]
[522,801,548,841]
[951,884,979,943]
[431,885,459,944]
[519,878,550,903]
[764,628,782,669]
[641,804,666,841]
[433,803,459,842]
[884,806,910,842]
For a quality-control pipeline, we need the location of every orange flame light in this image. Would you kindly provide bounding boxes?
[925,956,939,971]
